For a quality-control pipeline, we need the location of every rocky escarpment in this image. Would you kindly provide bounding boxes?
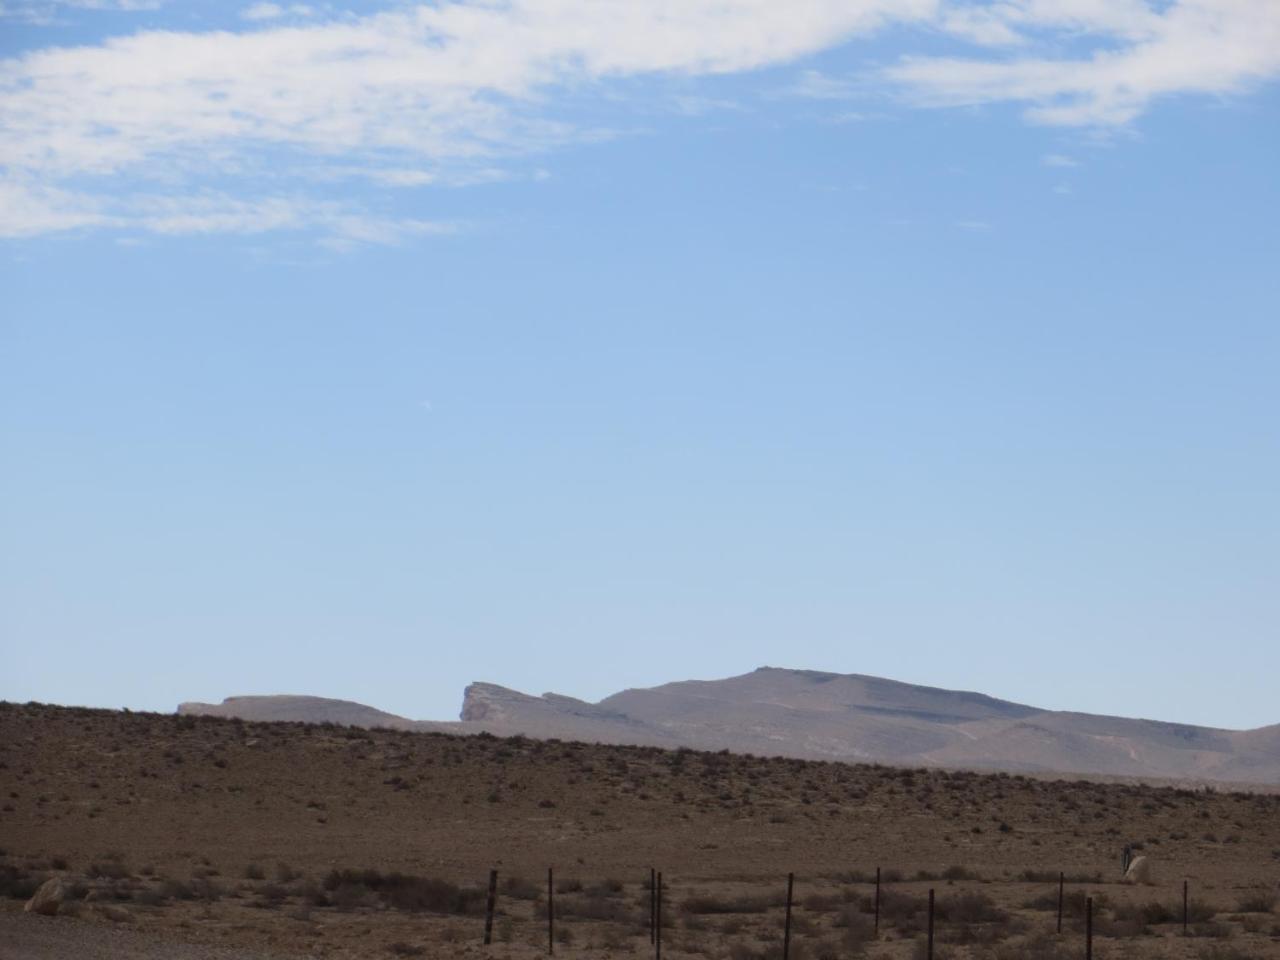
[181,668,1280,784]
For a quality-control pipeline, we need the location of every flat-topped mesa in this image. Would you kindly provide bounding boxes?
[178,695,416,729]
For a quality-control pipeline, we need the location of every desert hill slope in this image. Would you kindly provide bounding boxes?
[179,667,1280,784]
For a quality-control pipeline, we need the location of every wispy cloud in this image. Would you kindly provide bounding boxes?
[0,0,929,241]
[887,0,1280,125]
[241,3,314,21]
[0,181,454,244]
[1,0,163,22]
[2,0,1279,242]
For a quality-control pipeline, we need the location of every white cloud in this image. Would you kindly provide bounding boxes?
[2,0,163,21]
[0,0,931,240]
[0,182,454,244]
[783,69,865,100]
[1,0,1279,242]
[241,3,314,21]
[890,0,1280,125]
[1041,153,1079,167]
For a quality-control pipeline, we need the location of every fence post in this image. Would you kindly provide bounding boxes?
[783,873,794,960]
[1057,871,1064,934]
[927,888,935,960]
[656,871,663,960]
[547,867,554,954]
[874,866,881,936]
[483,869,498,945]
[650,867,656,944]
[1183,879,1188,935]
[1086,896,1093,960]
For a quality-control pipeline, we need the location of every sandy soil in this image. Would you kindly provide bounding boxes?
[1,702,1278,958]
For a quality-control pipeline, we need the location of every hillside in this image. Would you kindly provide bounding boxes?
[3,701,1280,960]
[179,667,1280,784]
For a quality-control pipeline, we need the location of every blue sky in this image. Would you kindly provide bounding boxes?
[2,1,1278,730]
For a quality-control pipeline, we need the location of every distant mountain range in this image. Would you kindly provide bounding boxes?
[179,667,1280,784]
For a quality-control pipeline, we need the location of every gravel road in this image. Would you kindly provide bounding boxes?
[0,912,294,960]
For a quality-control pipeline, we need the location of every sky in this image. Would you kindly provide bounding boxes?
[2,0,1278,731]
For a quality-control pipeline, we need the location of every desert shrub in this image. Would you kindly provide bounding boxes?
[802,891,846,912]
[1024,889,1110,917]
[935,891,1007,924]
[1187,899,1218,923]
[829,870,873,884]
[1196,947,1261,960]
[1189,921,1234,939]
[159,878,195,901]
[980,933,1075,960]
[552,891,639,923]
[1107,898,1185,931]
[837,907,876,947]
[131,885,168,906]
[942,865,979,881]
[729,945,804,960]
[1019,869,1059,883]
[682,892,780,914]
[0,865,43,900]
[911,939,955,960]
[500,875,541,900]
[296,880,328,907]
[321,869,484,915]
[1235,891,1276,913]
[158,876,220,901]
[255,882,288,906]
[586,877,625,897]
[328,881,376,912]
[388,942,425,957]
[244,863,265,880]
[88,861,131,880]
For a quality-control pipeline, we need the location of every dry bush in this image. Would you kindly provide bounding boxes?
[321,869,484,915]
[551,889,639,923]
[0,864,44,900]
[1023,889,1110,917]
[835,907,876,948]
[801,891,847,913]
[979,933,1076,960]
[387,942,425,956]
[682,891,781,915]
[1196,947,1261,960]
[1189,921,1235,939]
[87,860,131,880]
[935,891,1007,924]
[828,870,874,884]
[500,874,542,900]
[1235,891,1276,914]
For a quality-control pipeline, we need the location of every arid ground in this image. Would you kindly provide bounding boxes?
[2,702,1278,958]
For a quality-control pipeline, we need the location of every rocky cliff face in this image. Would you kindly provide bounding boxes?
[458,683,541,723]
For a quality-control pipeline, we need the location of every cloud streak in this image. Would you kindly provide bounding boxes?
[1,0,1277,242]
[891,0,1280,125]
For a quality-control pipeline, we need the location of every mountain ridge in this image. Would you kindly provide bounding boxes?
[177,666,1280,784]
